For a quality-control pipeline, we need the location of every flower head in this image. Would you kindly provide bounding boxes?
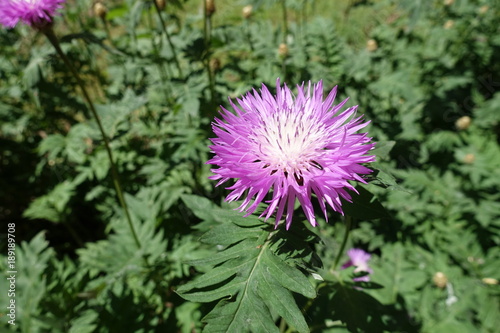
[208,80,375,229]
[342,248,373,282]
[0,0,65,28]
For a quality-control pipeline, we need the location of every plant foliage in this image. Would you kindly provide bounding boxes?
[1,0,499,332]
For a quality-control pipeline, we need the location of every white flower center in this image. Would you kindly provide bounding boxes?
[251,105,325,179]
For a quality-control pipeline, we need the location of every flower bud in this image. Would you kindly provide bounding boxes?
[85,137,94,154]
[366,39,378,52]
[444,20,454,29]
[468,256,484,264]
[242,5,253,19]
[206,0,216,17]
[479,5,489,14]
[156,0,166,11]
[93,2,108,20]
[209,58,221,72]
[278,43,288,57]
[455,116,471,130]
[463,153,475,164]
[482,277,498,285]
[433,272,448,289]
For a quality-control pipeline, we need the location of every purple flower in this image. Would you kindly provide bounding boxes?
[342,248,373,282]
[0,0,66,28]
[208,80,375,229]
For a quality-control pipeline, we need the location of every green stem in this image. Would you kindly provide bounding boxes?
[333,215,352,270]
[279,317,287,333]
[63,218,85,248]
[42,27,143,252]
[203,1,215,107]
[244,19,254,52]
[301,0,308,41]
[101,16,110,40]
[281,0,288,79]
[203,0,209,46]
[281,0,288,44]
[207,61,216,106]
[148,8,171,98]
[152,0,183,77]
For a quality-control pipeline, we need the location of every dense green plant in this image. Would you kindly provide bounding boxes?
[1,0,499,332]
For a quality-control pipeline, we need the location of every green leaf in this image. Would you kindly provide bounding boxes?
[185,239,259,267]
[369,163,412,193]
[341,186,389,220]
[371,141,395,161]
[177,214,316,333]
[23,181,76,223]
[38,134,66,160]
[181,194,224,222]
[68,310,99,333]
[0,232,54,331]
[263,250,316,298]
[257,252,313,332]
[200,222,263,246]
[106,3,129,20]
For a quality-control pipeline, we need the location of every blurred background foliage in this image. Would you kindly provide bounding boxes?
[0,0,499,332]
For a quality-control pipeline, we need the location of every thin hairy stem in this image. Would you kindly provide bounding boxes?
[152,1,183,77]
[204,1,216,106]
[42,27,143,253]
[281,0,288,80]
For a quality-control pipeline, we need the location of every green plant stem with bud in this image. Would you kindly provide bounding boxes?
[101,16,114,48]
[281,0,288,80]
[152,0,183,77]
[41,26,143,254]
[147,8,171,99]
[203,1,216,109]
[281,0,289,44]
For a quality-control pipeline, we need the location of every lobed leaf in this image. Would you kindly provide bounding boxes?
[177,199,316,332]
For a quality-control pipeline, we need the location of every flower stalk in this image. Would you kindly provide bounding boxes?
[152,0,183,77]
[204,0,216,107]
[281,0,288,79]
[147,7,172,99]
[41,27,142,251]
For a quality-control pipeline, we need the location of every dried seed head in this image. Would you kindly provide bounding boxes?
[433,272,448,289]
[242,5,253,19]
[366,39,378,51]
[463,153,475,164]
[455,116,471,131]
[443,0,454,6]
[479,5,489,14]
[209,58,221,72]
[155,0,166,11]
[93,2,108,20]
[444,20,454,29]
[468,256,484,264]
[85,137,94,154]
[482,277,498,285]
[278,43,288,57]
[206,0,216,17]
